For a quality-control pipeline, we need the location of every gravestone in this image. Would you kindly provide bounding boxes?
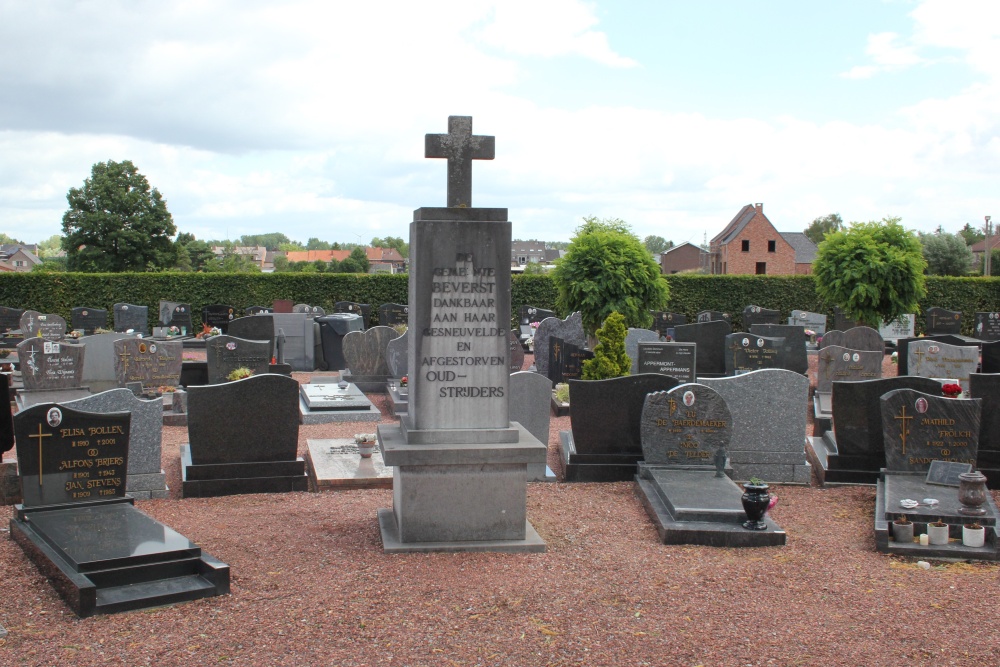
[547,336,593,385]
[158,301,193,335]
[335,301,371,328]
[17,338,85,393]
[907,339,978,392]
[385,329,410,378]
[271,299,293,313]
[533,312,586,378]
[299,381,381,424]
[341,326,400,391]
[749,324,808,375]
[202,304,237,333]
[636,342,695,383]
[10,403,228,616]
[509,371,555,481]
[270,313,315,371]
[696,310,731,324]
[509,330,525,373]
[80,332,135,393]
[897,334,979,376]
[635,384,786,546]
[724,333,785,376]
[377,115,546,553]
[113,302,148,333]
[292,304,325,315]
[807,376,943,484]
[379,303,409,327]
[226,314,276,359]
[816,345,882,393]
[742,305,781,329]
[245,306,273,315]
[0,374,14,502]
[20,310,67,340]
[183,373,307,495]
[974,312,1000,341]
[625,328,660,374]
[970,373,1000,488]
[113,338,183,389]
[672,320,731,377]
[879,315,916,343]
[517,306,556,348]
[205,335,272,384]
[926,307,963,335]
[0,306,24,333]
[788,310,827,335]
[820,327,884,353]
[63,389,168,499]
[833,306,862,332]
[560,374,681,482]
[650,311,687,339]
[880,389,980,472]
[702,369,811,483]
[71,307,108,334]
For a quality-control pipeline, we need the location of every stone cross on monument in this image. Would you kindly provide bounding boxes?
[425,116,495,208]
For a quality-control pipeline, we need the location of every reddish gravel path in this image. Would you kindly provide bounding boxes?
[2,352,997,666]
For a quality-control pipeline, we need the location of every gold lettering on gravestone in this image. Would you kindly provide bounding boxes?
[118,347,132,375]
[894,406,913,456]
[28,425,52,486]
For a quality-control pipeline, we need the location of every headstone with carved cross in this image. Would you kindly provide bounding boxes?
[376,115,545,554]
[880,388,981,472]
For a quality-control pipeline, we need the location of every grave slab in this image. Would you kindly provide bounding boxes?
[306,438,392,490]
[298,382,381,424]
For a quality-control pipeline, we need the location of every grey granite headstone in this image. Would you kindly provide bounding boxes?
[724,333,785,376]
[820,326,884,353]
[206,335,272,384]
[226,315,276,358]
[509,370,553,481]
[880,388,980,472]
[80,332,135,392]
[896,334,979,376]
[385,329,409,378]
[672,320,731,377]
[970,373,1000,484]
[533,312,586,378]
[113,302,149,333]
[833,306,862,332]
[879,315,915,343]
[701,369,810,483]
[62,389,167,499]
[908,339,978,392]
[925,307,962,335]
[270,313,315,371]
[816,345,882,393]
[625,328,660,374]
[974,312,1000,341]
[17,338,85,390]
[19,311,66,341]
[636,342,695,383]
[159,301,192,334]
[70,307,108,334]
[509,330,525,372]
[640,384,732,466]
[788,310,827,335]
[742,305,781,329]
[749,324,808,375]
[293,304,325,315]
[113,338,182,388]
[342,326,399,376]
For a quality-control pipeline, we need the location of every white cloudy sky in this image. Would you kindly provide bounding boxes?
[1,0,998,247]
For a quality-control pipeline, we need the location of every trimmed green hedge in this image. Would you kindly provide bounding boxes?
[2,272,998,335]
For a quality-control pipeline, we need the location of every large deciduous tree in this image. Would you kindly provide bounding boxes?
[61,160,176,271]
[920,231,973,276]
[552,216,669,337]
[812,217,926,326]
[643,235,672,255]
[804,213,844,244]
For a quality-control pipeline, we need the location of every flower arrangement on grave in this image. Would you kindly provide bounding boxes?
[399,375,408,387]
[68,330,82,339]
[94,327,111,334]
[890,351,898,365]
[942,383,962,398]
[553,383,570,405]
[581,312,630,380]
[392,323,407,335]
[525,321,541,351]
[156,385,177,394]
[354,433,377,458]
[804,329,816,343]
[165,325,180,337]
[226,367,255,381]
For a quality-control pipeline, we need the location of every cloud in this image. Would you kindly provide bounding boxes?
[840,31,924,78]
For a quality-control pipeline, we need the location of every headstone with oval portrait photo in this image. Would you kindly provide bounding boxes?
[113,338,183,389]
[205,335,272,384]
[70,307,108,335]
[907,339,979,392]
[816,345,882,394]
[974,312,1000,341]
[724,333,785,376]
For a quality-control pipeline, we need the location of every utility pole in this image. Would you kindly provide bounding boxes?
[986,216,994,277]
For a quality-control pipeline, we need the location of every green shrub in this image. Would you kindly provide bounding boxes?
[582,312,630,380]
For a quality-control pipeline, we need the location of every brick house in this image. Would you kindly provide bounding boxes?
[708,203,798,275]
[659,242,705,274]
[0,244,42,272]
[511,241,546,266]
[779,232,818,275]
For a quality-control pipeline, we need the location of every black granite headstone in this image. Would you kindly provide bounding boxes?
[672,320,731,377]
[202,305,237,333]
[0,374,14,453]
[724,333,785,375]
[696,310,731,324]
[742,305,781,329]
[113,303,149,334]
[378,303,409,327]
[0,306,24,333]
[974,312,1000,341]
[925,307,962,335]
[519,306,555,325]
[159,301,193,334]
[205,335,272,384]
[880,388,980,472]
[335,301,371,328]
[970,373,1000,488]
[749,324,808,375]
[245,306,273,315]
[226,315,276,359]
[650,312,688,339]
[636,342,695,383]
[833,306,862,332]
[509,331,524,373]
[547,336,592,385]
[898,335,980,376]
[71,307,108,334]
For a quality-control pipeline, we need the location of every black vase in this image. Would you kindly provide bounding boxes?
[741,483,770,531]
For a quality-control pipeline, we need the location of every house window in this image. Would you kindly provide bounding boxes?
[14,260,24,267]
[518,256,527,265]
[756,262,766,275]
[768,240,776,252]
[741,240,750,252]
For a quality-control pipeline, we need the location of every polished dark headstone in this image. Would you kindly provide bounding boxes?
[509,331,524,373]
[696,310,731,324]
[0,306,24,333]
[378,303,409,327]
[926,307,963,335]
[519,305,555,326]
[749,324,808,375]
[833,306,862,333]
[724,333,785,376]
[113,303,148,333]
[897,334,980,375]
[650,311,687,339]
[561,374,681,481]
[880,389,980,472]
[533,312,585,378]
[226,315,276,358]
[17,338,85,391]
[672,320,731,377]
[742,305,780,329]
[970,373,1000,488]
[183,373,306,496]
[789,310,827,335]
[202,305,237,333]
[636,342,695,383]
[71,307,108,334]
[974,312,1000,341]
[816,345,882,393]
[245,305,273,315]
[547,336,592,385]
[0,374,13,453]
[159,301,193,334]
[20,310,66,340]
[335,301,371,328]
[205,335,271,384]
[113,338,182,388]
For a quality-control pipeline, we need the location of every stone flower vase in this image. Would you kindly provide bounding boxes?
[927,522,950,546]
[892,517,914,543]
[963,524,986,548]
[958,471,989,516]
[741,482,771,531]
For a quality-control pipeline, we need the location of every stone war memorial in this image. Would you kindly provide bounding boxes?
[376,115,546,553]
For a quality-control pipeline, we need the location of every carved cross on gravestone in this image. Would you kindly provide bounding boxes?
[425,115,495,207]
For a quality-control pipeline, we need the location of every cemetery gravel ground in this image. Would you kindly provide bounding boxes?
[2,356,999,666]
